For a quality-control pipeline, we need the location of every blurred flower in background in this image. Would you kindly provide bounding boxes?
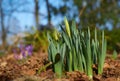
[13,44,33,60]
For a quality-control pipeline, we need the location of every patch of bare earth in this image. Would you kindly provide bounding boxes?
[0,53,120,81]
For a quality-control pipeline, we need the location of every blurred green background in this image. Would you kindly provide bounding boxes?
[0,0,120,53]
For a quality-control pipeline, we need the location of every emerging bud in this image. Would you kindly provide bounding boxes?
[54,29,59,40]
[64,17,71,37]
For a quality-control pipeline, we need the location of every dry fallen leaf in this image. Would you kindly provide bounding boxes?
[103,63,110,69]
[0,61,7,67]
[23,69,36,76]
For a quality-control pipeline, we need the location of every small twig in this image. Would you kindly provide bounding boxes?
[79,6,86,17]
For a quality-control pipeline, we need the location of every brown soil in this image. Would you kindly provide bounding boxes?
[0,52,120,81]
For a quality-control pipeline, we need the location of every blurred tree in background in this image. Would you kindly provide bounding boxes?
[0,0,29,49]
[73,0,120,29]
[0,0,120,52]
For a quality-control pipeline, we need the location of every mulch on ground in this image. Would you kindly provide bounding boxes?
[0,52,120,81]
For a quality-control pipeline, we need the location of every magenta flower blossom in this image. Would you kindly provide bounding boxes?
[13,49,23,60]
[14,53,23,60]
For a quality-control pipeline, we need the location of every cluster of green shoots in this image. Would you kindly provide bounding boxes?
[47,17,107,79]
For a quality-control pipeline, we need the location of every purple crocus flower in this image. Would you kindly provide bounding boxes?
[19,44,26,58]
[25,45,33,56]
[20,44,25,51]
[21,50,26,58]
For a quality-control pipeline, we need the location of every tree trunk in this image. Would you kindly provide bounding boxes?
[45,0,51,25]
[0,0,7,49]
[34,0,39,29]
